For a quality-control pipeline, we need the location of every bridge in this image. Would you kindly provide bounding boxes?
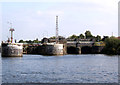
[66,38,105,54]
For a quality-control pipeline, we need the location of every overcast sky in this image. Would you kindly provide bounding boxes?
[1,0,119,42]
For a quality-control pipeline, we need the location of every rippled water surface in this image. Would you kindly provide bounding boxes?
[2,54,118,83]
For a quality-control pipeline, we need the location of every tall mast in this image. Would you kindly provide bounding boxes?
[56,16,59,44]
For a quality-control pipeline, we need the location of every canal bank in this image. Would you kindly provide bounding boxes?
[22,43,104,55]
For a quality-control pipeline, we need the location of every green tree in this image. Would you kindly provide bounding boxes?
[33,38,39,43]
[78,34,84,39]
[117,46,120,54]
[49,36,56,39]
[69,34,78,39]
[85,30,93,39]
[102,36,120,54]
[26,40,32,43]
[102,36,109,41]
[96,35,101,41]
[19,40,26,43]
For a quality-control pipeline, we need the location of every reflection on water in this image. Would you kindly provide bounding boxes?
[2,54,118,83]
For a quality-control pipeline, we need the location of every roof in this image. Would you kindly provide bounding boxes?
[9,28,15,31]
[117,36,120,39]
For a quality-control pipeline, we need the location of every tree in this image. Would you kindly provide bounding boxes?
[69,34,78,39]
[117,46,120,54]
[85,30,93,39]
[41,38,50,44]
[19,40,26,43]
[96,35,101,41]
[26,40,32,43]
[102,36,120,54]
[102,36,109,41]
[49,36,56,39]
[78,34,84,39]
[33,39,39,43]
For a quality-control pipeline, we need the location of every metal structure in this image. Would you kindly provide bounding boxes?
[8,22,15,43]
[1,22,23,57]
[56,16,59,44]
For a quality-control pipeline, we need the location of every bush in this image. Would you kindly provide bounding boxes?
[102,37,120,55]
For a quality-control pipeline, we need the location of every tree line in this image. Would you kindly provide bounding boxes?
[68,30,102,42]
[18,30,106,43]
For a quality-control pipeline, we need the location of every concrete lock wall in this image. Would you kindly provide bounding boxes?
[2,43,23,57]
[67,46,81,54]
[37,44,64,55]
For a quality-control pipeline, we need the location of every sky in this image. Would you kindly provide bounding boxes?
[0,0,119,42]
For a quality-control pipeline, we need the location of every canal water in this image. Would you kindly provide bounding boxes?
[1,54,118,83]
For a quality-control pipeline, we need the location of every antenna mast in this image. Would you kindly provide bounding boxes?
[56,16,59,44]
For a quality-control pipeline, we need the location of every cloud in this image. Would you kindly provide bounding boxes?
[37,10,64,16]
[82,0,118,13]
[46,10,64,15]
[37,11,43,15]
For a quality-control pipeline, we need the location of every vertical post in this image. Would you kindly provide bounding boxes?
[56,16,59,44]
[9,28,15,43]
[112,32,113,36]
[11,31,13,43]
[8,22,15,43]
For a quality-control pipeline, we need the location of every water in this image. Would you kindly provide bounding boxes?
[1,54,118,83]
